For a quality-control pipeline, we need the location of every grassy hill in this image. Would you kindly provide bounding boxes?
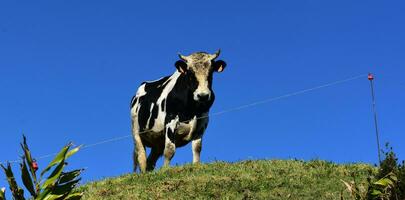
[79,160,376,200]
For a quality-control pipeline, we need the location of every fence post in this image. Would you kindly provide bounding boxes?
[368,73,381,164]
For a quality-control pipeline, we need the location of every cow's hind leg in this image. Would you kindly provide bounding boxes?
[133,147,138,172]
[134,134,147,173]
[132,113,147,173]
[146,147,162,171]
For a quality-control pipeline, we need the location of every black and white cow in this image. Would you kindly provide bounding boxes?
[130,50,227,172]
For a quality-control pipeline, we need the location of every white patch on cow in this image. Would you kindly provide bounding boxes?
[145,76,165,83]
[136,84,147,97]
[159,77,172,88]
[131,99,142,141]
[145,76,171,88]
[167,115,179,132]
[177,116,198,141]
[135,103,140,114]
[150,71,181,133]
[163,116,179,166]
[130,98,140,118]
[133,71,181,135]
[192,137,202,163]
[130,97,137,108]
[193,73,211,101]
[145,102,155,129]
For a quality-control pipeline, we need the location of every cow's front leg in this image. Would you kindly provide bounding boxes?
[192,137,202,164]
[163,116,179,167]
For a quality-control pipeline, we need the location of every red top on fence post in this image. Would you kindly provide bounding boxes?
[368,73,374,81]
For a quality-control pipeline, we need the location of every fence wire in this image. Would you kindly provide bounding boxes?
[0,73,367,165]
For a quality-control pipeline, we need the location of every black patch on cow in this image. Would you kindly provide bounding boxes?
[161,99,166,112]
[130,75,169,109]
[165,73,215,123]
[143,76,170,90]
[135,76,171,131]
[148,104,159,130]
[130,96,138,108]
[213,60,227,72]
[166,126,176,143]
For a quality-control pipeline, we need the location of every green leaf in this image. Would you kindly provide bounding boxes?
[387,172,398,182]
[20,159,36,197]
[38,144,83,199]
[66,146,81,160]
[53,179,81,195]
[62,192,83,200]
[36,188,51,200]
[370,189,382,196]
[13,189,24,200]
[374,178,393,187]
[0,163,24,200]
[38,179,81,200]
[0,187,5,200]
[40,144,81,179]
[21,135,33,166]
[42,157,66,190]
[41,193,65,200]
[58,170,83,184]
[40,144,71,178]
[21,135,38,184]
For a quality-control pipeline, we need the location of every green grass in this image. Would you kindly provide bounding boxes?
[79,160,376,200]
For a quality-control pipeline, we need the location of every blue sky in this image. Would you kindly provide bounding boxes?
[1,0,404,188]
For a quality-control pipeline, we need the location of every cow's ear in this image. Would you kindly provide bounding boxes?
[214,60,227,73]
[175,60,187,74]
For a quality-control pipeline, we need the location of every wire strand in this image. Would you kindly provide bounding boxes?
[210,73,366,117]
[0,73,367,165]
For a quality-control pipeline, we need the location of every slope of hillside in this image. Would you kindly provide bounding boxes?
[80,160,375,199]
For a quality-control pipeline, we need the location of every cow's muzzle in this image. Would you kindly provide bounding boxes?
[194,92,211,102]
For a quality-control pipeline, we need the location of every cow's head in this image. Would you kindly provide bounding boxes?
[175,50,227,102]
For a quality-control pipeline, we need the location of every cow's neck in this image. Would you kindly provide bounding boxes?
[168,72,215,118]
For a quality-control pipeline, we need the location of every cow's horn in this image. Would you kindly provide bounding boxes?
[178,52,188,61]
[212,49,221,60]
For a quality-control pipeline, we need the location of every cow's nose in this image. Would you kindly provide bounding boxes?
[197,94,210,102]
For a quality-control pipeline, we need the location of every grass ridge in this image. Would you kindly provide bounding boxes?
[80,159,376,200]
